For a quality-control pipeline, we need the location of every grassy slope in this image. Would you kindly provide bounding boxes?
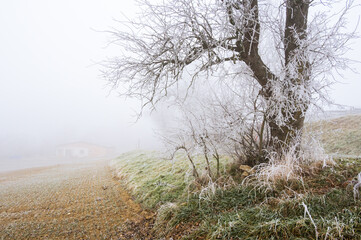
[110,151,190,209]
[110,151,232,209]
[309,114,361,156]
[113,152,361,239]
[173,159,361,239]
[111,115,361,239]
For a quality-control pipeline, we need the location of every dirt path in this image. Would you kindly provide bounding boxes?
[0,161,154,239]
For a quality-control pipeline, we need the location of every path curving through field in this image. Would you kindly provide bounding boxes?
[0,160,154,239]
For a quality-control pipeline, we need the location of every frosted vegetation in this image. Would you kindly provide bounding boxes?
[111,144,361,239]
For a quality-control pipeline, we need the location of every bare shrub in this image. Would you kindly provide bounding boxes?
[160,79,271,183]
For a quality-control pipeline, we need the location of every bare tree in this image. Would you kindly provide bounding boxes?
[103,0,357,156]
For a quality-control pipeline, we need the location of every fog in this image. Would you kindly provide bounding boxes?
[0,0,360,172]
[0,0,161,171]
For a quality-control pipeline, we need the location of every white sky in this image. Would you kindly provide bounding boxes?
[0,0,360,158]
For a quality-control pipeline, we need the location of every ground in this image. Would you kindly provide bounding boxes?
[0,160,154,240]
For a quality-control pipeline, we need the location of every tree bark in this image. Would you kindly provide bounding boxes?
[267,0,310,151]
[269,111,305,150]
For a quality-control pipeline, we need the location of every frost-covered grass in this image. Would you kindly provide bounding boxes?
[110,150,233,209]
[111,150,361,239]
[158,158,361,239]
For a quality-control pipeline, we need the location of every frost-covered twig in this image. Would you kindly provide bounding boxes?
[302,202,318,240]
[353,172,361,200]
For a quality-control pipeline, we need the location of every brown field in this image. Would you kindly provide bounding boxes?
[0,161,154,239]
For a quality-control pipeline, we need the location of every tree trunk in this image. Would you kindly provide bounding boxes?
[269,110,305,152]
[267,0,310,153]
[238,0,310,155]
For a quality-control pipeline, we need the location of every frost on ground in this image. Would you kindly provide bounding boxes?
[0,161,154,239]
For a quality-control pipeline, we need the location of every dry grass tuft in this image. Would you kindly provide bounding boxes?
[256,146,302,183]
[244,133,333,192]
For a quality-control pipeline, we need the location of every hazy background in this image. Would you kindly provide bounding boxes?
[0,0,360,171]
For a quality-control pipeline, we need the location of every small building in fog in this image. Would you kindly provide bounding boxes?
[55,142,113,159]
